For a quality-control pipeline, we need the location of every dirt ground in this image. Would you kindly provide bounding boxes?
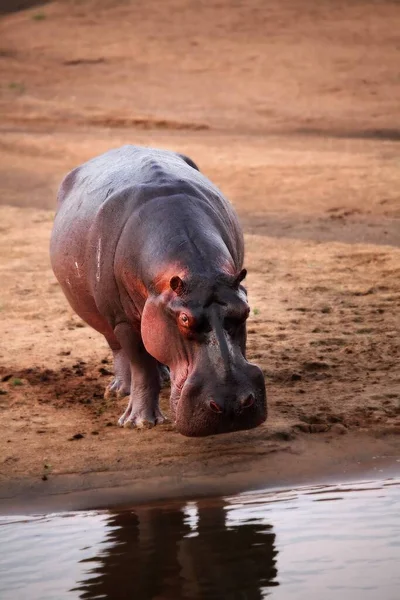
[0,0,399,508]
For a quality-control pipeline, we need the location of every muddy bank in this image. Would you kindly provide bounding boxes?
[1,435,399,515]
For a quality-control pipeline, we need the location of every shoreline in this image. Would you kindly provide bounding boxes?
[1,433,399,515]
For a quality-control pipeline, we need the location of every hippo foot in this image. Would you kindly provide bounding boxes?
[104,378,130,400]
[118,400,167,429]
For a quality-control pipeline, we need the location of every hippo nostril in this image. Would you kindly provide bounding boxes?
[241,393,255,409]
[209,400,223,414]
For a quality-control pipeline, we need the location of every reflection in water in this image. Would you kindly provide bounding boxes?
[0,477,399,600]
[74,502,278,599]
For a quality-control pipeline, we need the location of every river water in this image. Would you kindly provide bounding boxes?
[0,476,399,599]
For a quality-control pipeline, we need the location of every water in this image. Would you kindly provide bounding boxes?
[0,477,399,600]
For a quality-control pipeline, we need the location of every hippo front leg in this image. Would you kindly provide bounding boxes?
[113,322,166,429]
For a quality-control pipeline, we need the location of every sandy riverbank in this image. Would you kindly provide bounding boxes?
[0,0,399,509]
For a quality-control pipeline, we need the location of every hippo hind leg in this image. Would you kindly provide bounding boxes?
[53,283,132,400]
[104,342,169,400]
[158,363,170,385]
[104,345,131,400]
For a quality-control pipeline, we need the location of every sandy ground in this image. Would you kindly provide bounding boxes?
[0,0,399,507]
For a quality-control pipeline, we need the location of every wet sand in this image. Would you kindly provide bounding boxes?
[1,434,399,515]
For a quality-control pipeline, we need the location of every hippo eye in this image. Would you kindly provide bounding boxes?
[180,313,190,326]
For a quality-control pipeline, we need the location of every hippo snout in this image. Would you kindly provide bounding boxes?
[174,363,267,437]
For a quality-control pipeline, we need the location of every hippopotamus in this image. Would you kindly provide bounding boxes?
[50,145,266,436]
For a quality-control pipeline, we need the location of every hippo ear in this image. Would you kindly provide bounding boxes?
[170,276,186,296]
[233,268,247,288]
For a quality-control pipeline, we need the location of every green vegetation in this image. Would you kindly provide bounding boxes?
[8,82,25,94]
[32,13,46,21]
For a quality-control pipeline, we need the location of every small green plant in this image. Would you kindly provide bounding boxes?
[11,378,23,386]
[32,13,46,21]
[8,82,25,94]
[253,307,260,316]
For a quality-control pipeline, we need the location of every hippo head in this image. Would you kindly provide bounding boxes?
[141,269,267,436]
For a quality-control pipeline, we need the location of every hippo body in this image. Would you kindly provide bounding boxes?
[50,145,266,436]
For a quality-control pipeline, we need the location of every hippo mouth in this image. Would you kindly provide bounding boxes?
[174,392,267,437]
[170,368,267,437]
